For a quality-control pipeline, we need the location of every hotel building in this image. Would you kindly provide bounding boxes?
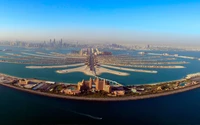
[77,77,112,93]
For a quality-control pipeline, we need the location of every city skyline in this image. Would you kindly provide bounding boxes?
[1,0,200,45]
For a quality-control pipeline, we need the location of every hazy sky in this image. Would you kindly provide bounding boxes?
[1,0,200,44]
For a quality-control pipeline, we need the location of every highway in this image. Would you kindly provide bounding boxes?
[87,48,97,76]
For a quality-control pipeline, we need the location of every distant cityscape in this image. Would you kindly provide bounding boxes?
[0,40,200,51]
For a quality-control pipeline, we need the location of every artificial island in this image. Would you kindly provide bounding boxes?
[0,47,200,101]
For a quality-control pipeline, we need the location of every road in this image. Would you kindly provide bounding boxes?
[87,48,97,76]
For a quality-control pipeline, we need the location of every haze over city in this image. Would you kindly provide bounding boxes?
[1,0,200,45]
[2,0,200,125]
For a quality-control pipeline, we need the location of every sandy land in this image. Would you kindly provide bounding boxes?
[36,52,52,56]
[101,64,158,73]
[5,53,24,57]
[96,67,129,76]
[56,65,129,76]
[105,64,185,69]
[148,53,196,60]
[1,81,200,102]
[128,65,185,69]
[56,65,96,76]
[26,63,85,69]
[21,52,65,59]
[56,65,89,73]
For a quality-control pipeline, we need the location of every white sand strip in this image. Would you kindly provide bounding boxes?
[104,64,185,69]
[101,64,157,73]
[56,65,129,76]
[21,52,65,59]
[56,66,95,76]
[36,52,53,56]
[26,63,85,69]
[96,67,129,76]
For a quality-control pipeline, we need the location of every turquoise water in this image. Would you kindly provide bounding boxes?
[0,46,200,125]
[0,47,200,85]
[1,82,200,125]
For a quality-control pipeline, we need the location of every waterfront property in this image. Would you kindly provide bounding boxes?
[0,72,200,101]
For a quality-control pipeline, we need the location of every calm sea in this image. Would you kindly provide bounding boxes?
[0,46,200,124]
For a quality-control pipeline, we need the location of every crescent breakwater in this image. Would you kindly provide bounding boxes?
[0,72,200,101]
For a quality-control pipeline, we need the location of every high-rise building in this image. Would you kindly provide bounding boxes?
[59,39,62,47]
[77,78,111,92]
[77,78,93,91]
[95,78,107,91]
[103,85,111,93]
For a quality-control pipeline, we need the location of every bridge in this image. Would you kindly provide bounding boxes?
[95,76,123,86]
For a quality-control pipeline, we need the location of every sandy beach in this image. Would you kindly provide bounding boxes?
[101,64,158,73]
[21,52,65,59]
[111,64,185,69]
[56,65,97,76]
[96,67,129,76]
[56,65,129,76]
[26,63,85,69]
[56,65,88,73]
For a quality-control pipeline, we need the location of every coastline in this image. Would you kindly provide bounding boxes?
[1,81,200,101]
[0,73,200,101]
[26,63,85,69]
[101,64,158,73]
[56,65,130,76]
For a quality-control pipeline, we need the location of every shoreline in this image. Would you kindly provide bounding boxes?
[1,81,200,101]
[101,64,157,73]
[26,63,85,69]
[0,73,200,101]
[56,65,130,76]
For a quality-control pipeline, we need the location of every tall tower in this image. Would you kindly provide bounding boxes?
[60,39,63,47]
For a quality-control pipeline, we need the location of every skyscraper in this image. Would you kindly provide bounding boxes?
[60,39,63,47]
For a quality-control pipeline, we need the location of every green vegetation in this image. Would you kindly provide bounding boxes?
[78,90,109,98]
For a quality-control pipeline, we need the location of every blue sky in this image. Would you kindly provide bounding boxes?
[0,0,200,44]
